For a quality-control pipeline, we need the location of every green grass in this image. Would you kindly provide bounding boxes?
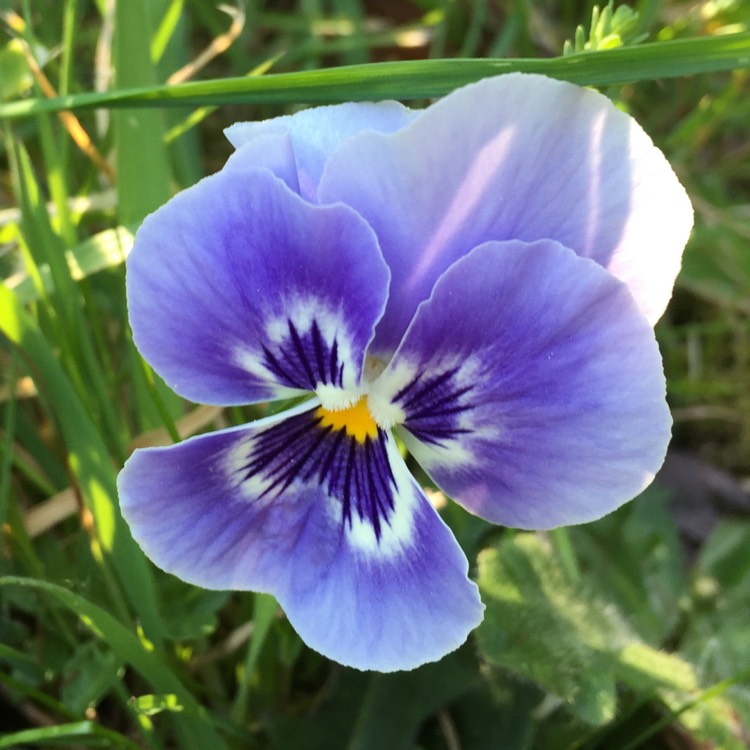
[1,1,750,748]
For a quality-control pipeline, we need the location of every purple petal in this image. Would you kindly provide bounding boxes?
[225,101,418,201]
[319,73,692,354]
[118,402,483,672]
[127,168,389,406]
[224,132,300,194]
[368,240,671,529]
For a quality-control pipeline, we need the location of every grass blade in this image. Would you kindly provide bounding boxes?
[0,33,749,119]
[0,285,163,645]
[0,576,228,750]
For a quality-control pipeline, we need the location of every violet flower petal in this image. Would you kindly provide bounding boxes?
[225,101,418,201]
[118,402,483,671]
[369,239,671,529]
[127,167,389,406]
[320,73,693,355]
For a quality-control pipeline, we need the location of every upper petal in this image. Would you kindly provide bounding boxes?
[369,239,672,529]
[118,402,483,671]
[127,167,389,406]
[319,73,693,354]
[225,101,418,201]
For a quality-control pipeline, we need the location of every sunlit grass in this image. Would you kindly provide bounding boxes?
[1,1,749,748]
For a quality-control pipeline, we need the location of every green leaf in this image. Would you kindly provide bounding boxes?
[449,670,541,750]
[161,585,229,641]
[5,225,134,304]
[476,532,700,726]
[0,285,162,645]
[0,39,33,101]
[114,0,172,226]
[477,533,623,725]
[1,33,750,119]
[131,693,185,717]
[231,592,278,723]
[695,519,750,591]
[348,650,480,750]
[0,576,228,750]
[0,721,142,750]
[60,644,123,715]
[678,520,750,741]
[572,488,687,644]
[264,650,478,750]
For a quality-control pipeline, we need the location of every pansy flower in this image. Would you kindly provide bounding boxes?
[118,73,692,672]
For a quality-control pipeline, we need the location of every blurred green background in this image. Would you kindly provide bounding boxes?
[1,1,749,748]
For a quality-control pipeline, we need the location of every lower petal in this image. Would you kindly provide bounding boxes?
[370,240,671,529]
[118,403,483,671]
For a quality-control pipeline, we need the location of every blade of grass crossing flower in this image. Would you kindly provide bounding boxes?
[114,0,171,227]
[1,34,749,119]
[0,285,164,647]
[164,54,282,144]
[0,577,228,750]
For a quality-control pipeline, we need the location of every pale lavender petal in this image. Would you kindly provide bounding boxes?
[223,132,300,194]
[320,73,692,354]
[368,240,671,529]
[127,168,389,406]
[225,101,418,201]
[118,402,483,672]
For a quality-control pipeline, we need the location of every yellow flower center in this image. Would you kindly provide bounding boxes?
[316,396,378,443]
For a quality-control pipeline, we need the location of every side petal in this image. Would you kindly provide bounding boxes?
[225,101,418,201]
[127,167,389,406]
[320,73,693,354]
[118,402,483,672]
[368,240,672,529]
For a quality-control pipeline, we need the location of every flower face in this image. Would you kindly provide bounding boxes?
[117,73,693,672]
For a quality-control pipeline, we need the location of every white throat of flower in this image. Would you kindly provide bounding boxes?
[315,355,406,432]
